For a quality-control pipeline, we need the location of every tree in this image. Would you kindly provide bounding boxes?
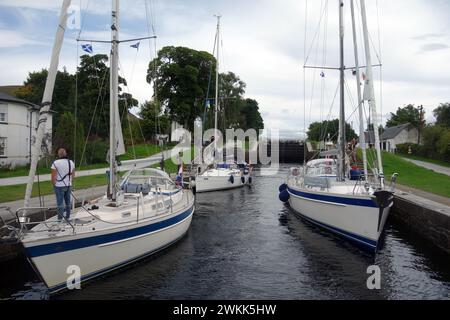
[433,103,450,128]
[386,104,423,128]
[76,54,137,139]
[15,55,138,141]
[219,72,247,130]
[240,99,264,132]
[436,129,450,161]
[307,119,357,142]
[15,68,75,126]
[53,112,85,164]
[147,46,215,131]
[139,100,170,141]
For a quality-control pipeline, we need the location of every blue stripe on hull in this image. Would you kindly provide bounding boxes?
[25,206,194,258]
[290,207,378,252]
[47,230,191,295]
[288,187,378,208]
[287,189,378,252]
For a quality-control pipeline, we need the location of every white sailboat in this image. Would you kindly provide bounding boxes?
[9,0,195,294]
[194,16,252,193]
[279,0,396,253]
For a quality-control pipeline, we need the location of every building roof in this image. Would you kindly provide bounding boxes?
[381,123,411,141]
[0,92,39,110]
[364,123,413,143]
[0,85,23,96]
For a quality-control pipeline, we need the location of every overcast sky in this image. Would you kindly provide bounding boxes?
[0,0,449,139]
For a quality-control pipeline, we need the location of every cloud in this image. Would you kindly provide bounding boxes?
[418,43,449,53]
[412,33,446,41]
[0,0,449,138]
[0,29,41,48]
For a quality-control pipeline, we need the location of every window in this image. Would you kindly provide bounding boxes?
[0,137,6,156]
[0,103,7,123]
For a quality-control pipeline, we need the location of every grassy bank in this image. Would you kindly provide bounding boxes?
[152,147,197,174]
[0,174,110,203]
[380,152,450,198]
[0,143,168,179]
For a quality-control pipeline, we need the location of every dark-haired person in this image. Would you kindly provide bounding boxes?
[51,148,75,223]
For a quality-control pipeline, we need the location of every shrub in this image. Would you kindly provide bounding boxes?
[83,139,109,165]
[436,129,450,162]
[396,143,426,157]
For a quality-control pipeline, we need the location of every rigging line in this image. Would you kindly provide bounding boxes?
[316,81,340,146]
[76,0,91,40]
[74,42,79,166]
[304,1,330,66]
[79,68,109,167]
[376,0,384,127]
[354,0,382,64]
[144,1,155,152]
[319,0,329,125]
[314,0,326,144]
[203,27,218,127]
[119,56,152,159]
[303,0,308,162]
[145,0,160,151]
[308,0,324,137]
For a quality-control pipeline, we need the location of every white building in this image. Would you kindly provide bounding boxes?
[365,123,420,153]
[381,123,419,153]
[0,92,53,168]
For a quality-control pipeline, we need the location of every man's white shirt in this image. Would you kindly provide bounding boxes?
[51,159,75,187]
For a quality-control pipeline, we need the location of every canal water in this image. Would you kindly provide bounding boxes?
[1,165,449,300]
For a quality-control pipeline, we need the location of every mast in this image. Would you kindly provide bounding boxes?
[360,0,384,188]
[109,0,120,201]
[214,15,221,158]
[350,0,368,181]
[338,0,346,181]
[24,0,72,209]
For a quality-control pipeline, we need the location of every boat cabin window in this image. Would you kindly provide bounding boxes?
[305,160,337,177]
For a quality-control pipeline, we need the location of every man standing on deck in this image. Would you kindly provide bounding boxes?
[51,147,75,223]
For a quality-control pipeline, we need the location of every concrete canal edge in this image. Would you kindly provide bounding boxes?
[391,191,450,255]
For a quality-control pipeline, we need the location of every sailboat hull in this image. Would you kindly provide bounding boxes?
[287,185,391,252]
[22,203,194,294]
[195,175,249,193]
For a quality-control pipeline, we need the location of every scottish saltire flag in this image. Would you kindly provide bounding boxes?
[130,42,140,49]
[81,44,93,54]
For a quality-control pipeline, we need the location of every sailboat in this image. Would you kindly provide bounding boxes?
[194,16,252,193]
[279,0,396,253]
[8,0,195,294]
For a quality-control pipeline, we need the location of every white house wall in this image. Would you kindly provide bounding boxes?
[386,128,419,152]
[0,101,52,168]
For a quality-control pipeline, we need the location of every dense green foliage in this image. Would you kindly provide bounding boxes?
[433,103,450,128]
[139,100,170,139]
[393,104,450,162]
[386,104,423,128]
[307,119,357,142]
[147,46,216,131]
[13,55,154,164]
[147,46,264,133]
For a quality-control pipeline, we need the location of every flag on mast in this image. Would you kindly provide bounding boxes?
[81,44,93,54]
[130,42,140,50]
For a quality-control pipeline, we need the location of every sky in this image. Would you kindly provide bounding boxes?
[0,0,449,139]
